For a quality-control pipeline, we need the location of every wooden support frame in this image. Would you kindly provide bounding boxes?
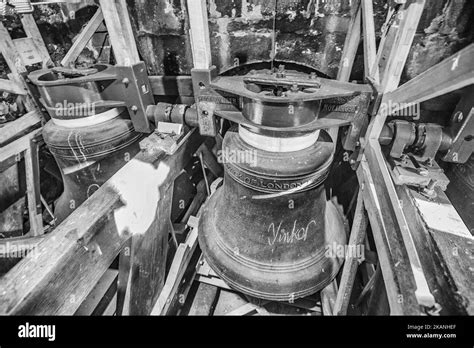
[99,0,140,66]
[0,127,44,236]
[333,191,368,315]
[337,0,474,315]
[0,129,204,315]
[61,7,104,67]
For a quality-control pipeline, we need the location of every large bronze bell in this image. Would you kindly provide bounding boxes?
[199,127,346,301]
[198,63,350,301]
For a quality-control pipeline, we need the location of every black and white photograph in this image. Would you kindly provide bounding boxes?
[0,0,472,346]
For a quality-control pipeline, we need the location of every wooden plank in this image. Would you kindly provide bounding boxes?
[337,0,361,82]
[357,153,426,315]
[0,130,203,315]
[24,141,43,236]
[332,0,361,141]
[19,14,52,68]
[61,8,104,67]
[0,78,26,95]
[0,22,40,112]
[99,0,139,66]
[186,0,212,69]
[188,282,219,316]
[333,191,368,315]
[366,140,435,308]
[365,0,425,141]
[149,75,194,97]
[320,279,338,315]
[0,188,124,314]
[396,184,473,314]
[383,43,474,113]
[103,293,117,316]
[75,269,118,316]
[361,0,378,82]
[0,197,24,238]
[150,227,199,315]
[0,127,42,163]
[379,0,426,92]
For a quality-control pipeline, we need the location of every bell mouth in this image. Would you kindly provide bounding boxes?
[199,190,347,301]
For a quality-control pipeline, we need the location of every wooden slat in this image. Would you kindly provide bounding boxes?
[0,78,26,95]
[365,0,425,141]
[361,0,378,82]
[337,0,361,82]
[186,0,212,69]
[20,14,52,68]
[378,0,426,92]
[61,8,104,67]
[396,184,473,314]
[188,282,219,316]
[357,154,425,315]
[0,22,39,112]
[332,0,361,141]
[383,43,474,113]
[0,127,42,163]
[24,141,43,236]
[150,227,199,315]
[365,140,435,308]
[320,279,338,315]
[75,269,118,316]
[333,191,368,315]
[0,111,41,147]
[99,0,140,66]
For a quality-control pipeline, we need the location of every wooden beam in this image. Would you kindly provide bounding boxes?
[188,282,219,316]
[186,0,212,69]
[74,269,118,316]
[0,110,41,147]
[378,0,426,92]
[150,226,199,315]
[396,184,473,314]
[365,140,435,308]
[61,7,104,67]
[0,78,26,95]
[321,279,338,315]
[337,0,361,82]
[332,0,361,142]
[0,127,42,163]
[365,0,425,141]
[20,14,52,68]
[357,156,422,315]
[383,43,474,112]
[333,191,368,315]
[361,0,379,82]
[99,0,140,66]
[0,130,204,315]
[0,22,40,112]
[24,140,43,236]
